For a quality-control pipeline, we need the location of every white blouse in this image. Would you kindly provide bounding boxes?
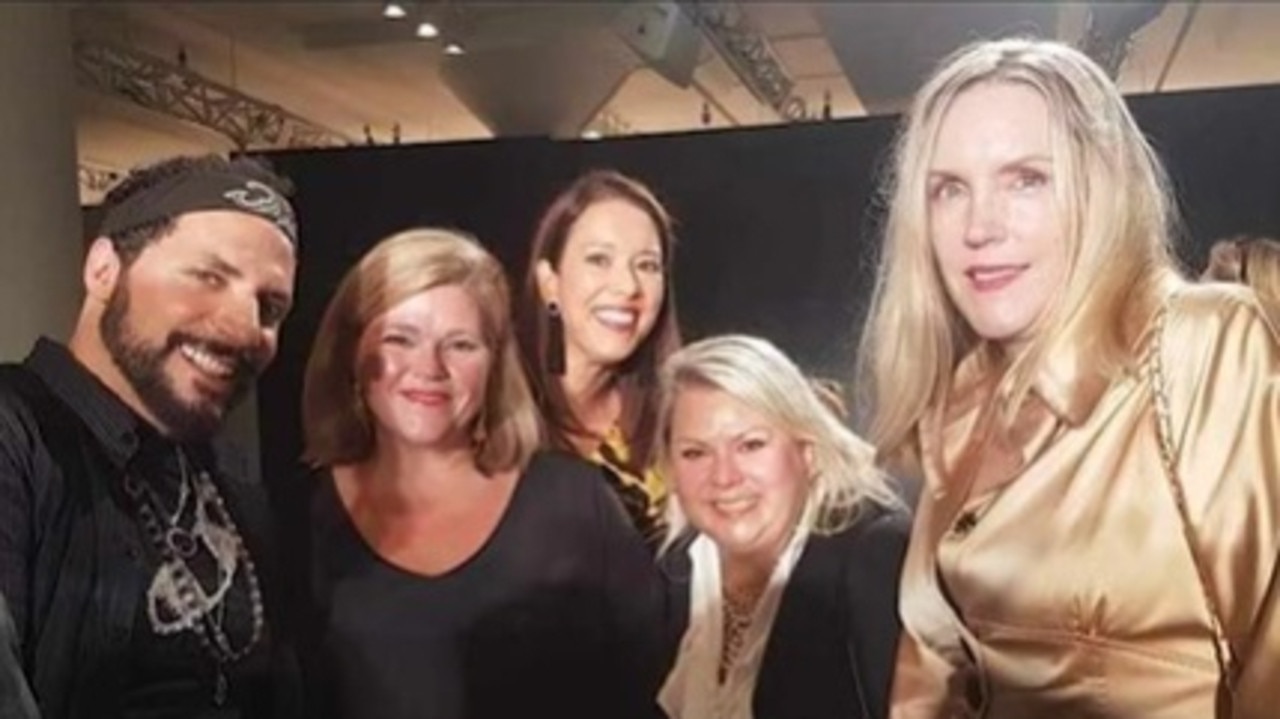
[658,527,810,719]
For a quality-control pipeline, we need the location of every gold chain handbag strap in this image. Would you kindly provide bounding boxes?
[1145,299,1240,716]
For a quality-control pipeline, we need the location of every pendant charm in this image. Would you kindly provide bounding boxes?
[166,526,198,558]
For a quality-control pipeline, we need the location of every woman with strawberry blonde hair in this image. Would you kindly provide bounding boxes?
[295,228,665,719]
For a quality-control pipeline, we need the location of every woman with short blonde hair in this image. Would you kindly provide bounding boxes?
[656,334,908,719]
[658,335,902,540]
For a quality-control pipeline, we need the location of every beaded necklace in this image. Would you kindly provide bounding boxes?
[121,447,264,706]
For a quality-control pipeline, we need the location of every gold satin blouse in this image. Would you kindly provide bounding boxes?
[891,285,1280,718]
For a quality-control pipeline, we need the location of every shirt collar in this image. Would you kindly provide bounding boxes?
[1031,341,1111,427]
[24,337,144,468]
[948,339,1111,428]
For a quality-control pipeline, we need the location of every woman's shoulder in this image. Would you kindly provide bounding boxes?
[297,464,345,529]
[523,448,612,483]
[1168,281,1277,338]
[831,501,912,544]
[812,502,911,578]
[519,449,619,508]
[655,529,696,579]
[1160,282,1278,383]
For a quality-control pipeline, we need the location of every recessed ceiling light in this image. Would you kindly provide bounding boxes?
[383,2,407,20]
[444,42,465,56]
[581,129,602,140]
[416,21,439,39]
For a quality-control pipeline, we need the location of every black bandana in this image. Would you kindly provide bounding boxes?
[98,169,298,245]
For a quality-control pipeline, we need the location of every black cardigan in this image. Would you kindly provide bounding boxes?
[659,505,910,719]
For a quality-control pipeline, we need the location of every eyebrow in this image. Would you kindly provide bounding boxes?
[672,425,771,443]
[380,322,482,340]
[202,253,243,279]
[202,252,293,308]
[380,321,421,335]
[999,153,1053,170]
[928,153,1053,177]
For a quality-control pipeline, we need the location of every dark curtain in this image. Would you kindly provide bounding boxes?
[254,81,1280,507]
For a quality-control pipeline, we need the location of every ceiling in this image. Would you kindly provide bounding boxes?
[70,2,1280,203]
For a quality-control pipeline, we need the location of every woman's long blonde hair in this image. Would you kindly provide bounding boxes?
[857,37,1181,458]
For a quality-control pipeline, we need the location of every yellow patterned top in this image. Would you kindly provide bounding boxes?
[587,425,668,551]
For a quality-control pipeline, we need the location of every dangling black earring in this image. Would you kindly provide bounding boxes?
[546,301,566,376]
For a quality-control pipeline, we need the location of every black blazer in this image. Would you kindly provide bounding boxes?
[660,505,910,719]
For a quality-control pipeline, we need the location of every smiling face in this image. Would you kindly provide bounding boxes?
[927,81,1068,352]
[537,198,665,375]
[357,283,493,452]
[668,384,813,565]
[95,209,295,439]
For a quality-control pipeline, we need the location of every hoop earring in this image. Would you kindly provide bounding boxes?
[546,302,566,376]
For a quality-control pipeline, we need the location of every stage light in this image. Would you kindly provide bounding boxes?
[383,2,407,20]
[416,21,439,39]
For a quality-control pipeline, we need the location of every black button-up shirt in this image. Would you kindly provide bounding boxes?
[0,338,295,719]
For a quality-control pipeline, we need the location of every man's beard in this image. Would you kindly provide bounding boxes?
[100,281,261,441]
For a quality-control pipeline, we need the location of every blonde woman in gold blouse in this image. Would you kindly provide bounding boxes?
[857,38,1279,718]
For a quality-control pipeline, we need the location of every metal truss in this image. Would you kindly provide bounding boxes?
[583,107,634,138]
[78,162,124,196]
[1081,1,1167,79]
[72,39,351,150]
[683,1,810,123]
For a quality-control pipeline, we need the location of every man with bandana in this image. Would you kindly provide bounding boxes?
[0,154,301,718]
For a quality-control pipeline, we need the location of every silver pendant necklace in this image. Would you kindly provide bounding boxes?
[121,446,265,705]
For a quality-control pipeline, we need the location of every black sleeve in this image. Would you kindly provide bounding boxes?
[589,467,667,719]
[0,591,38,719]
[0,388,35,643]
[655,531,694,675]
[283,470,333,719]
[844,508,911,719]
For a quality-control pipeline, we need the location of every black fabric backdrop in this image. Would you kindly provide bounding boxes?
[256,82,1280,498]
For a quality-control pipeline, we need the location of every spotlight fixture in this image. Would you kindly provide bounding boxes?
[444,42,465,56]
[383,2,407,20]
[416,21,439,39]
[581,129,602,141]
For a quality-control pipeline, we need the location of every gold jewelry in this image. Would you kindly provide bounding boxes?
[718,583,763,684]
[1145,298,1239,716]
